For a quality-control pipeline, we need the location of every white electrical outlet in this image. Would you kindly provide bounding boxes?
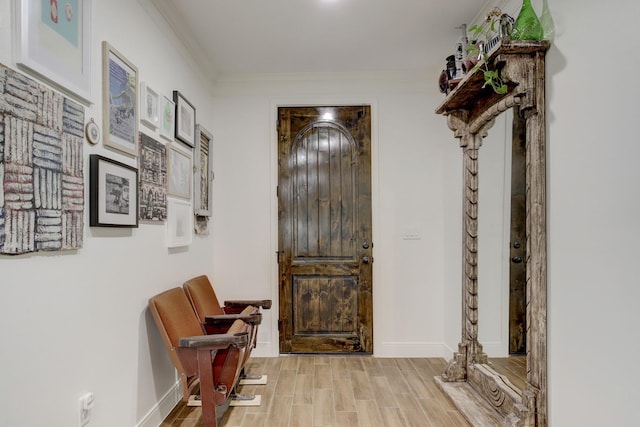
[79,392,94,427]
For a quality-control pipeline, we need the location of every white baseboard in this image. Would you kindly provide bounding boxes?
[249,340,275,357]
[135,380,181,427]
[374,342,449,358]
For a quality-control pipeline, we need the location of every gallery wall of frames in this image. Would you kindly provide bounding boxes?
[1,0,213,255]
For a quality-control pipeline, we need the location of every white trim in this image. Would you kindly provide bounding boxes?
[374,342,450,359]
[135,380,181,427]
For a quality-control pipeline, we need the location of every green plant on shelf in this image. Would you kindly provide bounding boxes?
[466,10,508,95]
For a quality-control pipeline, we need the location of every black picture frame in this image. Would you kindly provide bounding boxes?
[173,90,196,147]
[90,155,139,227]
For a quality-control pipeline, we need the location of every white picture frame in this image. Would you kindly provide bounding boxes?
[166,197,192,248]
[14,0,93,104]
[140,82,159,130]
[167,144,192,200]
[159,94,175,141]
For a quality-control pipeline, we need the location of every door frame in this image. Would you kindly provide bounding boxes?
[268,99,379,357]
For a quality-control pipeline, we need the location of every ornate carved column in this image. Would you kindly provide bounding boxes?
[435,41,549,426]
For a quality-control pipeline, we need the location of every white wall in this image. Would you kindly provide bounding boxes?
[208,73,458,358]
[0,0,218,426]
[545,0,640,425]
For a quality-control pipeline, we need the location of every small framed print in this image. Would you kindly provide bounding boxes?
[102,41,138,156]
[167,144,192,199]
[194,125,213,216]
[159,94,175,141]
[140,82,159,129]
[173,90,196,147]
[166,197,193,248]
[90,155,139,227]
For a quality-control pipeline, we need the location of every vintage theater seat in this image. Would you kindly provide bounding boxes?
[183,275,271,384]
[149,287,254,426]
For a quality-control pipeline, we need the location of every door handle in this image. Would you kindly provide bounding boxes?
[511,256,523,264]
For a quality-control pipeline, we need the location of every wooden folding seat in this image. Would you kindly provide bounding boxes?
[183,275,271,384]
[149,287,253,426]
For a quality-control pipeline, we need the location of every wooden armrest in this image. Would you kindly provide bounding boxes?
[179,332,248,349]
[224,299,272,310]
[205,313,262,326]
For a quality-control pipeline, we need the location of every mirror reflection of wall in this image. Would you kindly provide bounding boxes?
[477,108,513,358]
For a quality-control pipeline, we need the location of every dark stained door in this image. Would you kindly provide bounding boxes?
[277,106,373,353]
[509,106,527,355]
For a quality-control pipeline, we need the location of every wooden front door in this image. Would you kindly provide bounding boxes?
[277,106,373,353]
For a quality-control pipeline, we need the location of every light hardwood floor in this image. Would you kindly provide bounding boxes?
[161,356,472,427]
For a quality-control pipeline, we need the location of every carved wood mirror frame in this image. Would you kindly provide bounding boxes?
[435,41,549,426]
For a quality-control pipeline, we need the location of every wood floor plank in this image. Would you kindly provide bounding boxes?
[263,395,293,427]
[332,377,356,412]
[333,411,359,427]
[297,357,316,375]
[355,399,385,427]
[290,404,313,427]
[370,374,399,408]
[312,388,335,427]
[293,374,314,404]
[161,357,478,427]
[379,407,408,427]
[314,364,333,389]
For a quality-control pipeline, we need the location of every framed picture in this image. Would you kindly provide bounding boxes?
[194,125,213,216]
[167,144,192,199]
[159,94,175,141]
[173,90,196,147]
[14,0,92,104]
[90,154,139,227]
[140,82,159,130]
[166,197,193,247]
[102,41,138,156]
[138,133,167,222]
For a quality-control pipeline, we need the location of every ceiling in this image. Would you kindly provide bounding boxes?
[152,0,490,80]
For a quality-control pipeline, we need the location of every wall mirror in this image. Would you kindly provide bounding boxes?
[435,41,549,427]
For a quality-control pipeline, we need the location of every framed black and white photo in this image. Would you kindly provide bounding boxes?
[14,0,92,104]
[194,125,213,216]
[102,41,138,156]
[167,144,192,200]
[159,94,175,141]
[166,197,192,247]
[173,90,196,147]
[140,82,159,130]
[90,155,138,227]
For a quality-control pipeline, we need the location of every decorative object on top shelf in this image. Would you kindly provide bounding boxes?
[512,0,543,40]
[465,8,513,94]
[540,0,555,42]
[440,9,515,96]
